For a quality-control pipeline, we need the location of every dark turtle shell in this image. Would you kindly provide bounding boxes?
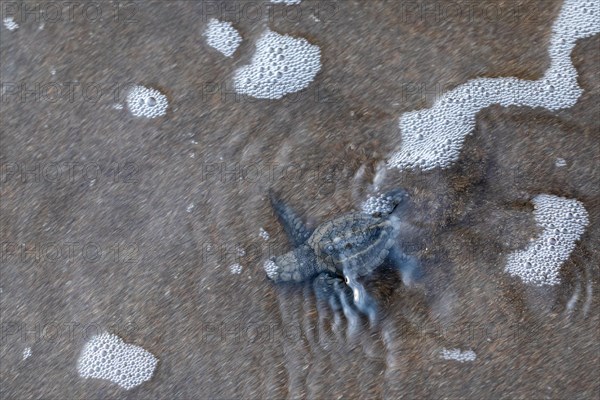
[307,212,399,277]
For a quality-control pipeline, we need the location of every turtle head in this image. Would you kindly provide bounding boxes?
[386,188,408,206]
[386,188,410,215]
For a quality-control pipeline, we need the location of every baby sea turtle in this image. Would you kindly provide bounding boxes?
[264,189,418,319]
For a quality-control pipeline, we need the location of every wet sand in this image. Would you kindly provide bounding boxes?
[1,1,598,399]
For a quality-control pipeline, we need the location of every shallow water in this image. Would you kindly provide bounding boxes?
[1,1,598,399]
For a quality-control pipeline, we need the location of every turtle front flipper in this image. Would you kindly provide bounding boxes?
[313,271,363,334]
[342,265,378,325]
[269,192,313,246]
[313,268,378,327]
[313,272,353,311]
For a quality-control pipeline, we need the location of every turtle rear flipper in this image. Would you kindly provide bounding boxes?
[269,192,313,246]
[313,272,352,312]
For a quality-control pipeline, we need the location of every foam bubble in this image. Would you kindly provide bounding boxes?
[263,259,279,279]
[22,347,31,360]
[3,17,19,31]
[229,263,243,274]
[505,194,589,286]
[126,85,168,118]
[259,227,270,241]
[361,192,396,215]
[233,29,321,99]
[77,332,158,390]
[389,0,600,171]
[204,19,242,57]
[440,348,476,362]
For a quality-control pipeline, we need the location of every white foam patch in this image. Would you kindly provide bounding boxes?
[126,85,168,118]
[204,19,242,57]
[22,347,31,360]
[505,194,589,286]
[77,332,158,390]
[229,263,243,274]
[440,348,476,362]
[3,17,19,31]
[389,0,600,171]
[234,30,321,99]
[555,157,567,167]
[259,227,270,241]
